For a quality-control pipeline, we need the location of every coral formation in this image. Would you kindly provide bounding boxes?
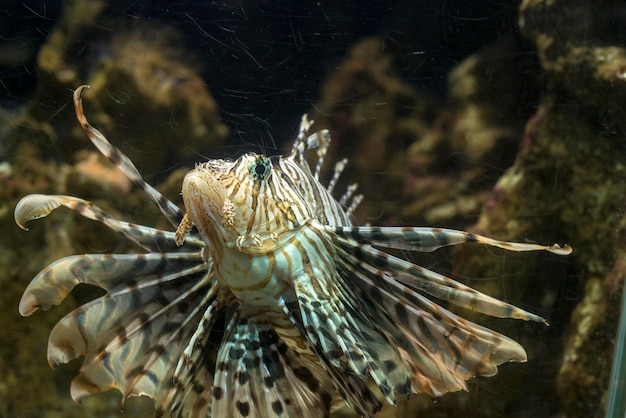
[518,0,626,416]
[310,37,440,224]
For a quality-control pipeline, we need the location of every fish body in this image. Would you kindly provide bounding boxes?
[15,85,571,417]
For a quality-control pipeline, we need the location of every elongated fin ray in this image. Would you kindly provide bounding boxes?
[339,270,467,395]
[160,286,231,417]
[293,273,399,405]
[14,194,204,250]
[277,297,383,417]
[332,230,547,323]
[48,263,206,366]
[73,85,188,230]
[345,246,530,362]
[121,277,223,405]
[329,225,572,255]
[64,264,208,367]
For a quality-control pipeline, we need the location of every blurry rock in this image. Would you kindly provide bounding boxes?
[77,22,228,174]
[11,0,227,174]
[517,0,626,417]
[404,38,540,228]
[311,37,440,223]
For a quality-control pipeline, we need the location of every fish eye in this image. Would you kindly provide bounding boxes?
[249,156,272,181]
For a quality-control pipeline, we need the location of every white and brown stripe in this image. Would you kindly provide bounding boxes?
[15,85,571,418]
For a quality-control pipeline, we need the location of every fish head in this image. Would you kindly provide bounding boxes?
[181,153,310,252]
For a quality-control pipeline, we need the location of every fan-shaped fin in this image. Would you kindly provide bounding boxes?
[292,273,400,405]
[336,234,547,323]
[19,253,203,316]
[46,263,212,402]
[277,297,384,417]
[334,243,531,397]
[156,284,231,417]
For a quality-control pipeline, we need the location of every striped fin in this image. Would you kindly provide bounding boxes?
[330,225,572,255]
[293,273,400,405]
[329,235,536,395]
[14,194,204,251]
[335,233,547,323]
[158,284,230,417]
[288,114,331,180]
[325,158,347,195]
[277,297,383,417]
[19,252,203,316]
[283,116,364,221]
[73,85,188,230]
[330,227,542,390]
[329,279,413,396]
[48,261,214,402]
[207,311,334,418]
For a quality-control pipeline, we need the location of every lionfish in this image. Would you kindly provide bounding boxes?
[15,85,571,418]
